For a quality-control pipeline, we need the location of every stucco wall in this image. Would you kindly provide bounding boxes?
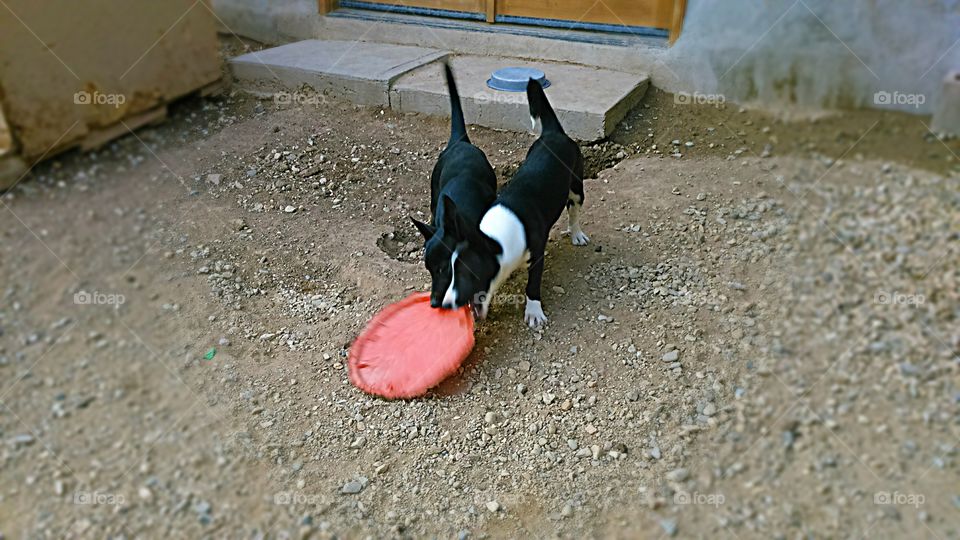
[211,0,320,43]
[211,0,959,115]
[0,0,221,160]
[668,0,960,114]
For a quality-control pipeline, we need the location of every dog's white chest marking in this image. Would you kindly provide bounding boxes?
[480,204,529,300]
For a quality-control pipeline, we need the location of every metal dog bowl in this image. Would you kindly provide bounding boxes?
[486,67,551,92]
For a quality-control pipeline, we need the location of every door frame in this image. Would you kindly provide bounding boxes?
[319,0,687,43]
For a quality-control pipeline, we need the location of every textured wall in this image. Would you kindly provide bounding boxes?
[0,0,221,159]
[210,0,320,44]
[666,0,960,114]
[210,0,959,115]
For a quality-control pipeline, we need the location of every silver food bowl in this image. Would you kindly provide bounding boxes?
[486,67,551,92]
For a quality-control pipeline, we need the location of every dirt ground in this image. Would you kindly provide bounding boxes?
[1,43,958,539]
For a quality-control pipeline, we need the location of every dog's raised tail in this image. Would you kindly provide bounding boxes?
[443,62,469,144]
[526,78,562,134]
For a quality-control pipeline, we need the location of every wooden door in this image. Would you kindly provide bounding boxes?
[339,0,486,18]
[494,0,675,30]
[325,0,687,41]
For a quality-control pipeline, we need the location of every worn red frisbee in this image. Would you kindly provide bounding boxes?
[349,292,474,399]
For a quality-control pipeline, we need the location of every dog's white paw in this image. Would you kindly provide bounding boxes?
[570,229,590,246]
[524,298,548,328]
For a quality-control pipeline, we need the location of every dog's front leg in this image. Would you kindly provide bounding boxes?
[524,249,548,328]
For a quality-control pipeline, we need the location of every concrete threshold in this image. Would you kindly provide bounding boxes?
[212,1,672,88]
[392,56,649,141]
[230,40,448,106]
[228,40,649,141]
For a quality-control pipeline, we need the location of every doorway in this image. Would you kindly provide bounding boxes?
[327,0,687,41]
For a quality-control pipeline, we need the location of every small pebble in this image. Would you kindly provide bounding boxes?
[341,480,365,494]
[660,518,678,537]
[667,468,689,482]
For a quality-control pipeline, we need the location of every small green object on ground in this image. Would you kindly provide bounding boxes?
[204,348,216,360]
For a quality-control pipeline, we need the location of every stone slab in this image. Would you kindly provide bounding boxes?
[390,55,649,141]
[229,40,449,106]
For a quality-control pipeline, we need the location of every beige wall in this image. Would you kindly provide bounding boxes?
[0,0,221,160]
[212,0,958,116]
[668,0,960,115]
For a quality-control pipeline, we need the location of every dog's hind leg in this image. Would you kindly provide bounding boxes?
[567,178,590,246]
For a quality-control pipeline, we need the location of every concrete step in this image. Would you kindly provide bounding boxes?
[229,40,448,106]
[392,55,649,141]
[229,40,648,141]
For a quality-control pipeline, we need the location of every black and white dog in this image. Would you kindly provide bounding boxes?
[411,63,497,309]
[442,78,589,327]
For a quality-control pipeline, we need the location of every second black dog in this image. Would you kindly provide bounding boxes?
[411,63,497,309]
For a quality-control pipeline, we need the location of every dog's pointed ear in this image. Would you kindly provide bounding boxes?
[441,195,464,237]
[410,217,436,240]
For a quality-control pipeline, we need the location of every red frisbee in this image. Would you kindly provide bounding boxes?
[349,292,474,399]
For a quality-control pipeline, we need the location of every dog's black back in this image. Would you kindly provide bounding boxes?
[497,79,584,243]
[412,63,497,308]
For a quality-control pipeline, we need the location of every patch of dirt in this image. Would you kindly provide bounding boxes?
[0,37,956,539]
[612,87,960,177]
[377,225,421,262]
[580,140,628,179]
[495,141,628,185]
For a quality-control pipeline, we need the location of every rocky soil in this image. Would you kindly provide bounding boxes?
[0,51,958,539]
